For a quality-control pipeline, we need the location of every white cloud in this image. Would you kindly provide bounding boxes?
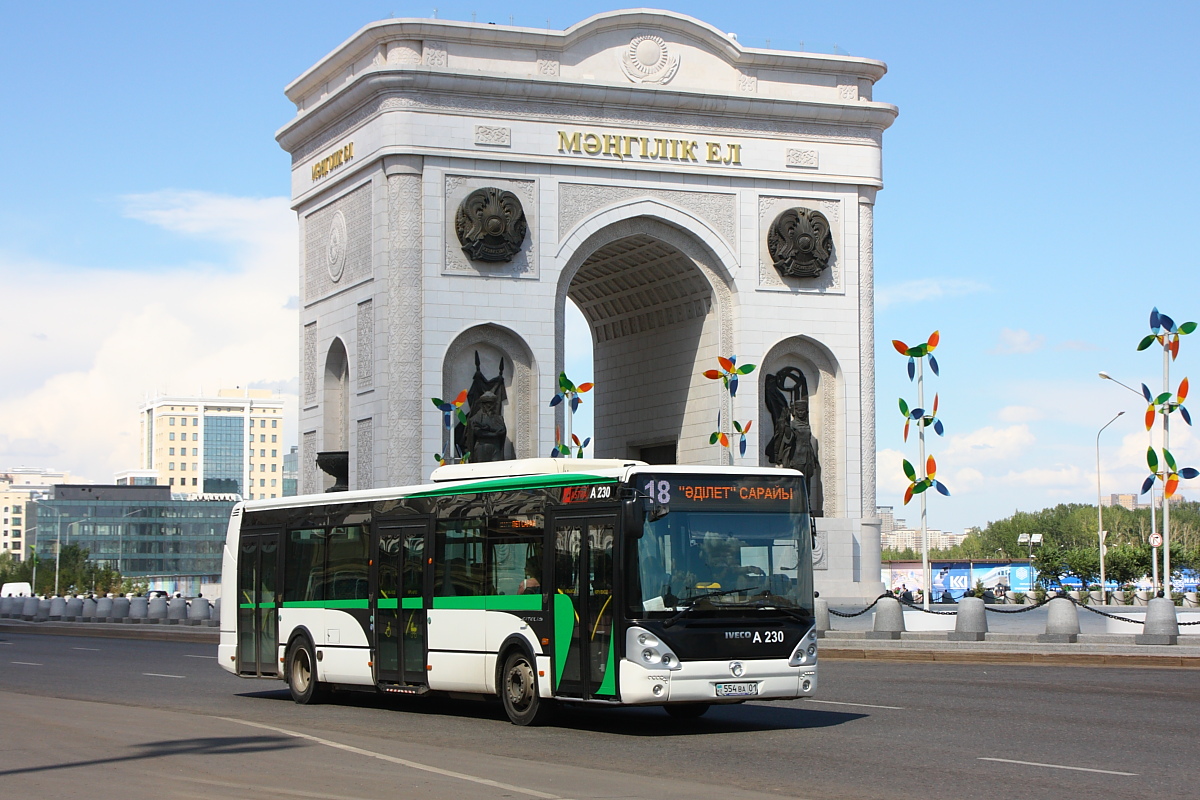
[997,405,1046,423]
[0,191,299,482]
[947,466,985,495]
[942,424,1036,463]
[875,278,989,310]
[990,327,1045,355]
[998,464,1088,489]
[876,448,911,494]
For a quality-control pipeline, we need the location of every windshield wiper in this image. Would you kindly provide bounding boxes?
[748,600,809,622]
[663,586,768,627]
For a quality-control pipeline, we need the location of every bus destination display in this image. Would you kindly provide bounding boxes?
[638,475,805,511]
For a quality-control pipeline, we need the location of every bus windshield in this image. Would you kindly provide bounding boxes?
[626,475,813,618]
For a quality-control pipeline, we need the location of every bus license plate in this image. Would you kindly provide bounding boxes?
[715,682,758,697]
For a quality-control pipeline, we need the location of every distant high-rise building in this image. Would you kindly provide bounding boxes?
[0,467,86,562]
[139,389,286,500]
[282,446,299,497]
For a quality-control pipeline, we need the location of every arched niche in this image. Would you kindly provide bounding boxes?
[323,337,350,452]
[758,335,842,518]
[442,324,537,459]
[554,213,736,465]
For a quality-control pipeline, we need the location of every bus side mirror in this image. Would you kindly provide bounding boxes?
[621,501,644,539]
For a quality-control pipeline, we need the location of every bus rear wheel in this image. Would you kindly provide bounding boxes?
[286,637,326,705]
[665,703,711,719]
[500,650,554,726]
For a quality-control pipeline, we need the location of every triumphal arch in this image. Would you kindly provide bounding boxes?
[279,10,896,599]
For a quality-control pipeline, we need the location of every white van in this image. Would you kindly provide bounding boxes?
[0,582,34,597]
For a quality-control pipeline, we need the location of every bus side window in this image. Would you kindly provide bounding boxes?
[435,521,485,597]
[326,526,368,600]
[285,528,326,603]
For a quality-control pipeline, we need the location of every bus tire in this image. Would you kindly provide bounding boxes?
[500,649,554,726]
[665,703,711,719]
[286,635,326,705]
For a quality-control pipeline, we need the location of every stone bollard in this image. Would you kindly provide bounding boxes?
[1136,597,1180,645]
[187,597,211,626]
[147,596,168,624]
[1134,590,1151,606]
[94,596,113,621]
[0,596,13,618]
[81,597,98,621]
[1038,595,1080,643]
[36,598,52,621]
[1090,590,1106,606]
[167,597,188,624]
[949,596,988,641]
[867,596,905,640]
[109,596,130,622]
[48,596,66,621]
[22,596,39,620]
[127,596,149,623]
[1184,592,1199,609]
[813,597,830,637]
[206,597,221,627]
[64,596,84,621]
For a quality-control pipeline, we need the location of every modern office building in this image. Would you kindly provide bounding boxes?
[282,446,299,496]
[1,467,86,562]
[29,484,235,595]
[881,528,965,552]
[139,389,287,500]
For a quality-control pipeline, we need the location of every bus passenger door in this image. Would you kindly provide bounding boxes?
[373,519,431,686]
[237,532,279,677]
[551,515,616,700]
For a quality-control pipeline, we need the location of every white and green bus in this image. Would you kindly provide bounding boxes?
[218,458,817,725]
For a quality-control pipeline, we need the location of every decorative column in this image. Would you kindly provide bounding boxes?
[858,192,877,518]
[386,157,424,486]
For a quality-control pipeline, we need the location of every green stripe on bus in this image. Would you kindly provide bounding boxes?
[431,595,543,611]
[595,631,616,696]
[373,599,423,610]
[553,593,576,689]
[409,473,615,498]
[377,599,398,610]
[281,600,369,609]
[402,597,422,609]
[239,603,278,609]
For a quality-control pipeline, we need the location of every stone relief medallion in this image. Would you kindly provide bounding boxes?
[327,210,348,282]
[620,35,680,85]
[767,207,833,279]
[455,187,528,263]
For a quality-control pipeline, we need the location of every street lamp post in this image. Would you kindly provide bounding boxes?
[1096,411,1125,602]
[1100,372,1161,592]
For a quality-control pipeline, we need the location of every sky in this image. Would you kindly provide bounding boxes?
[1,1,1198,533]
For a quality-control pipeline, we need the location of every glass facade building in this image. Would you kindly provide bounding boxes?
[203,415,244,495]
[30,485,234,595]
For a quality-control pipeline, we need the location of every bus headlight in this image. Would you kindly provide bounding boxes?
[789,627,818,667]
[627,626,681,671]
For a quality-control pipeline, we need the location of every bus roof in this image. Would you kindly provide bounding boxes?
[236,459,803,514]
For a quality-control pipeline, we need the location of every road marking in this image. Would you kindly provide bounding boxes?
[183,654,217,659]
[142,672,186,679]
[221,717,561,799]
[978,757,1138,776]
[11,661,43,666]
[72,647,100,651]
[808,699,905,710]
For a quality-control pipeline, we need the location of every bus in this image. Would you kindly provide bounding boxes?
[218,458,818,725]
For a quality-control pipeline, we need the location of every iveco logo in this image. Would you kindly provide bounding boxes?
[725,631,752,639]
[729,661,745,678]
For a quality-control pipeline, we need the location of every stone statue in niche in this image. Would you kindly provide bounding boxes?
[767,207,833,279]
[454,187,528,262]
[764,366,823,516]
[455,351,516,462]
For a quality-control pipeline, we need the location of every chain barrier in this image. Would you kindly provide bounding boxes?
[898,597,957,615]
[1065,594,1200,626]
[828,593,890,618]
[981,597,1053,614]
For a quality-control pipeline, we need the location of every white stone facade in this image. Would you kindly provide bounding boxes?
[278,10,896,600]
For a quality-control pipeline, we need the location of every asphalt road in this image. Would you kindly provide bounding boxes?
[0,631,1196,799]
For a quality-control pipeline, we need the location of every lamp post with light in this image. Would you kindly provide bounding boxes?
[1096,411,1125,602]
[1100,371,1161,592]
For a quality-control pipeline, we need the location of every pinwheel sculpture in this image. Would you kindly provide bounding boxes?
[549,372,593,458]
[431,390,469,465]
[893,330,948,610]
[1136,308,1199,596]
[703,356,755,463]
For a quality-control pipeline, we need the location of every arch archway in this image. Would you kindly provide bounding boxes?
[556,214,736,464]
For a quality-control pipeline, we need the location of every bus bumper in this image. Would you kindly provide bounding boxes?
[618,658,817,704]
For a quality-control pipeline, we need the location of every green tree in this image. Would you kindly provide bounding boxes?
[1106,543,1150,587]
[1032,540,1066,587]
[1063,547,1100,588]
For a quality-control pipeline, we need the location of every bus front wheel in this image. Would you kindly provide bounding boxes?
[286,637,326,705]
[500,650,554,726]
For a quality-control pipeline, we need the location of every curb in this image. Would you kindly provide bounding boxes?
[0,620,218,644]
[820,644,1200,668]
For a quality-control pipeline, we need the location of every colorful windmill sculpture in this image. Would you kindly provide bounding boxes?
[1136,307,1199,596]
[431,389,469,465]
[703,355,755,464]
[893,330,948,610]
[549,372,593,458]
